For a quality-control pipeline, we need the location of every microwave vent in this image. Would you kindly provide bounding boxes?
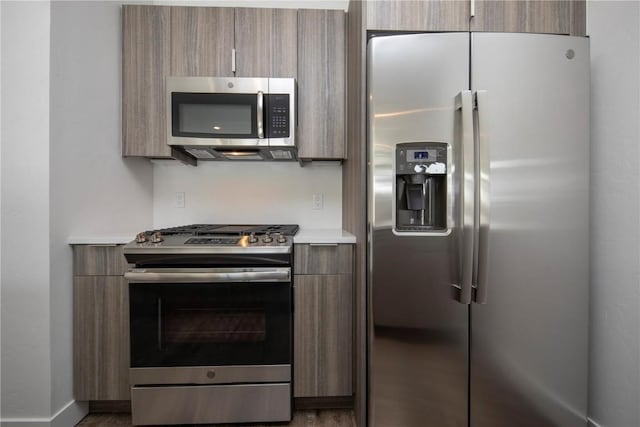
[270,150,294,160]
[185,148,216,159]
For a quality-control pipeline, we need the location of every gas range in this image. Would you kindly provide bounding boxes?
[123,224,299,258]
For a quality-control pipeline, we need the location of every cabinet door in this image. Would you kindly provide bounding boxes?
[170,7,235,76]
[470,0,573,34]
[294,275,353,397]
[367,0,469,31]
[122,5,171,158]
[297,10,346,159]
[234,8,297,77]
[74,276,130,400]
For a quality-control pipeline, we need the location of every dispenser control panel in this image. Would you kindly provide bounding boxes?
[396,143,448,175]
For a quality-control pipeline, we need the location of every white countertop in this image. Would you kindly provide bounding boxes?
[68,229,356,245]
[293,229,356,244]
[67,235,135,245]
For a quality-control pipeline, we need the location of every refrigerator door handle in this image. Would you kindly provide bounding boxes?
[473,90,490,304]
[454,90,474,304]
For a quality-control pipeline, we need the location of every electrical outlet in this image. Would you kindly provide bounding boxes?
[174,192,185,208]
[312,193,324,210]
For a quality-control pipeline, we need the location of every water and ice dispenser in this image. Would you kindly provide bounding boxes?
[394,142,449,233]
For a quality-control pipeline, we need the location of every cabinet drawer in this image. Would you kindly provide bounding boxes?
[73,245,129,276]
[294,244,353,275]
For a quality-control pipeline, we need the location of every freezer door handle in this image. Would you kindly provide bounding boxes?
[473,90,490,304]
[454,90,475,304]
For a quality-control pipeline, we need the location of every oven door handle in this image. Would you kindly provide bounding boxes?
[124,268,291,283]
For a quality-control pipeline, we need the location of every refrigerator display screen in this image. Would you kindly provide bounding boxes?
[408,149,437,162]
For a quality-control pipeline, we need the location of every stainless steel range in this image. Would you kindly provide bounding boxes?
[123,224,298,426]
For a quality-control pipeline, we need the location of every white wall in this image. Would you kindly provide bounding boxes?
[1,0,53,421]
[49,0,154,421]
[153,161,341,228]
[587,2,640,427]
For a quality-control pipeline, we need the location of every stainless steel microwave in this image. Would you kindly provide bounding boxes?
[166,77,296,161]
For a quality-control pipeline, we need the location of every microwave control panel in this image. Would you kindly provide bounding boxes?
[265,94,290,138]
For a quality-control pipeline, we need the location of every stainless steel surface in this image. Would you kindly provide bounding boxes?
[469,33,589,427]
[130,364,291,385]
[166,76,295,149]
[123,234,292,255]
[368,33,469,427]
[257,91,264,139]
[456,90,475,304]
[131,383,291,425]
[125,267,291,283]
[473,90,490,304]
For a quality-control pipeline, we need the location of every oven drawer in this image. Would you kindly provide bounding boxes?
[131,383,291,425]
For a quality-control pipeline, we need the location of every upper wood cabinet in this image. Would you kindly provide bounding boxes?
[122,5,172,158]
[470,0,582,35]
[367,0,470,31]
[170,7,234,77]
[123,5,346,161]
[297,10,346,160]
[365,0,585,36]
[235,8,298,78]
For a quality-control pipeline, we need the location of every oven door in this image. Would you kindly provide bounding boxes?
[128,267,291,371]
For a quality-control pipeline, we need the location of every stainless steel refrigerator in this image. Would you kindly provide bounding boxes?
[367,32,589,427]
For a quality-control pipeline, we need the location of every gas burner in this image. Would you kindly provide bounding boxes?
[144,224,299,237]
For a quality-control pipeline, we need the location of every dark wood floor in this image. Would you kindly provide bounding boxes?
[76,410,356,426]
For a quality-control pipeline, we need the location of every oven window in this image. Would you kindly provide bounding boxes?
[179,104,252,135]
[172,92,258,139]
[129,282,291,368]
[163,306,266,344]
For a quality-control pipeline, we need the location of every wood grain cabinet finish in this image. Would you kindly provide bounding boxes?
[74,275,130,401]
[73,245,129,276]
[235,8,297,78]
[122,5,171,158]
[294,244,353,275]
[470,0,574,34]
[366,0,470,31]
[294,274,353,398]
[293,243,354,398]
[73,245,130,401]
[297,10,346,160]
[170,7,235,76]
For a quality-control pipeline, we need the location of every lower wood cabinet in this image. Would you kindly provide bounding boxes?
[294,274,353,397]
[73,245,130,401]
[293,243,354,399]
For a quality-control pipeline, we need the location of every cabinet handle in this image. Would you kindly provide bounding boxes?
[232,48,236,74]
[309,243,339,247]
[470,0,476,17]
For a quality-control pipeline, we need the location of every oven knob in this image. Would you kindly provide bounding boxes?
[135,232,147,244]
[248,232,258,244]
[150,232,164,244]
[276,233,287,244]
[262,232,273,243]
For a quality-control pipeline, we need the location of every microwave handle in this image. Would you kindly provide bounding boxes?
[257,91,264,139]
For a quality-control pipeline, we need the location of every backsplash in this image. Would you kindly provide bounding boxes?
[153,160,342,229]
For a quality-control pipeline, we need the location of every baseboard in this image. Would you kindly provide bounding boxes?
[0,400,88,427]
[587,418,603,427]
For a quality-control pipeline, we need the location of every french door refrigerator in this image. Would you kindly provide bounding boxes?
[367,33,589,427]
